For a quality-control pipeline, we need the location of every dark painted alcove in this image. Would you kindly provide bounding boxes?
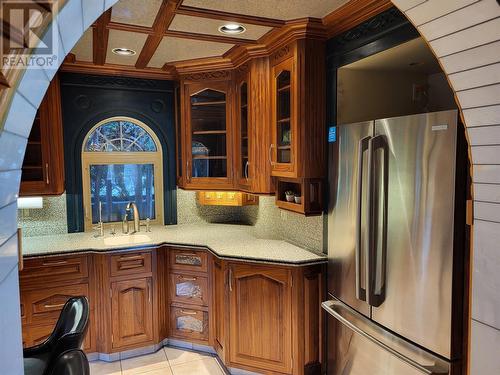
[60,73,177,232]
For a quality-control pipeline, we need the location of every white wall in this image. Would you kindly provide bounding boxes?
[392,1,500,373]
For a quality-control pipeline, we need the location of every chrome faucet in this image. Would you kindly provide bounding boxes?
[125,202,140,234]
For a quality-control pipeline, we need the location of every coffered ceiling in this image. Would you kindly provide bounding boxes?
[182,0,350,20]
[64,0,392,79]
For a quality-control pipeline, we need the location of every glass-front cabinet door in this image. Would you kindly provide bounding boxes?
[236,79,251,190]
[184,81,233,189]
[271,58,296,177]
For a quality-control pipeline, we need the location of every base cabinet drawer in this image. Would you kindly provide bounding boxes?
[170,306,208,342]
[23,283,89,325]
[170,273,208,306]
[21,255,88,283]
[110,251,152,277]
[170,249,208,273]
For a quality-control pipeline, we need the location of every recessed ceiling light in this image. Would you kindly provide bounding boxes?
[112,47,136,56]
[218,23,246,35]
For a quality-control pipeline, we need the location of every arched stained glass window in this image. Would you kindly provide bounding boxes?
[84,119,157,152]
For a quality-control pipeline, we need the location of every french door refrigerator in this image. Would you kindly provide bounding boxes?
[323,110,467,375]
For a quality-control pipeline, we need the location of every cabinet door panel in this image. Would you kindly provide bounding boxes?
[229,264,293,374]
[111,278,153,349]
[20,75,64,196]
[183,80,234,189]
[170,273,208,306]
[271,58,297,177]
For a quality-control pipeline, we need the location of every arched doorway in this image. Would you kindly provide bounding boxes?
[0,1,497,373]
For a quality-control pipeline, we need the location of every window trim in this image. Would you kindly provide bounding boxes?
[81,116,164,232]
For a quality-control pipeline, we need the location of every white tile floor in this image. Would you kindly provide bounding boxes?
[90,346,226,375]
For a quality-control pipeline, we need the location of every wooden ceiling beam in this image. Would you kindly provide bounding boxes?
[105,21,256,45]
[164,29,256,45]
[135,0,181,69]
[93,9,112,65]
[175,5,285,28]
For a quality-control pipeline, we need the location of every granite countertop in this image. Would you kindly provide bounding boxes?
[22,224,327,266]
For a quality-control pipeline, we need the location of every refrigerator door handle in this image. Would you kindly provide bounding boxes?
[356,136,371,302]
[322,299,450,375]
[367,135,388,307]
[366,137,375,306]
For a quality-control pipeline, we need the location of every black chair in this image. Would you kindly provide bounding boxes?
[47,349,89,375]
[24,296,89,375]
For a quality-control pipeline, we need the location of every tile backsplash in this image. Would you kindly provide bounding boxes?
[18,194,68,237]
[177,189,324,252]
[18,189,324,252]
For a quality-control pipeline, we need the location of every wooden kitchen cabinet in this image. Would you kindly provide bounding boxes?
[20,247,324,374]
[228,263,293,374]
[269,40,325,180]
[111,277,154,349]
[20,75,65,196]
[270,40,326,215]
[20,254,94,352]
[180,78,234,190]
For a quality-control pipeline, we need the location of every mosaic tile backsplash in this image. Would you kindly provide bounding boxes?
[18,189,324,252]
[18,194,68,237]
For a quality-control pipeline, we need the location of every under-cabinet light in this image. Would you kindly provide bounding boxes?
[17,197,43,209]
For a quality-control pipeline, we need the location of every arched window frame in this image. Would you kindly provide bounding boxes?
[81,116,164,231]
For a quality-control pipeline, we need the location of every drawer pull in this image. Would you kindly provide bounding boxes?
[42,260,68,266]
[179,276,197,281]
[44,303,65,309]
[180,310,198,315]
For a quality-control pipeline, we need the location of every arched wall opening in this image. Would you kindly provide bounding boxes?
[0,0,497,373]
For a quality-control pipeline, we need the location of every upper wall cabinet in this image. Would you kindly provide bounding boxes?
[270,40,326,180]
[20,75,65,196]
[236,59,274,195]
[270,40,326,215]
[179,78,234,190]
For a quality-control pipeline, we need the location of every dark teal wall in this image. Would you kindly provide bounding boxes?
[60,73,177,233]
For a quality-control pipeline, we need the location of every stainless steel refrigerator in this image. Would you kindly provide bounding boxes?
[323,110,468,375]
